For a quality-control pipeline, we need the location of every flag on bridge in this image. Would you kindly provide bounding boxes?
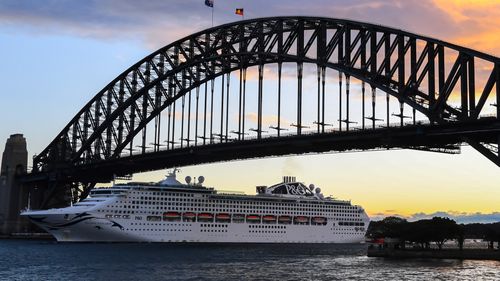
[205,0,215,27]
[235,8,244,16]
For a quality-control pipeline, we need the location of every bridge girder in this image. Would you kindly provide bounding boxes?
[30,17,500,191]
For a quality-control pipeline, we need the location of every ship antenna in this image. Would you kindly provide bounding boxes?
[27,192,31,211]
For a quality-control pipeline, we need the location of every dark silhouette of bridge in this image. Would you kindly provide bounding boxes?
[23,16,500,209]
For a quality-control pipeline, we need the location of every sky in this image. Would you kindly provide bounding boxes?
[0,0,499,223]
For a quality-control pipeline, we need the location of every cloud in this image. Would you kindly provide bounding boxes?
[2,0,498,107]
[2,1,498,61]
[0,0,213,49]
[245,112,290,127]
[432,0,500,54]
[370,211,500,224]
[0,0,496,54]
[244,64,297,81]
[407,211,500,224]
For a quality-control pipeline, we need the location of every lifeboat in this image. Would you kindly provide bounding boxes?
[262,215,277,223]
[163,212,181,218]
[232,214,245,222]
[293,216,309,224]
[183,212,196,218]
[312,216,327,225]
[197,213,214,222]
[183,212,196,221]
[147,216,162,221]
[216,213,231,221]
[278,216,292,224]
[246,214,261,223]
[163,212,181,221]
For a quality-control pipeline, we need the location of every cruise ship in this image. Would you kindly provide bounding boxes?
[21,171,370,243]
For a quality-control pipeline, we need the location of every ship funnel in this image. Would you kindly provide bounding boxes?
[283,176,296,183]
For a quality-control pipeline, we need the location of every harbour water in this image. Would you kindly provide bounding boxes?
[0,240,498,281]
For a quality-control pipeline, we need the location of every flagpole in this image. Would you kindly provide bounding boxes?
[205,0,214,27]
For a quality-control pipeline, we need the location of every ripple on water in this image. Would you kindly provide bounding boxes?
[0,240,498,281]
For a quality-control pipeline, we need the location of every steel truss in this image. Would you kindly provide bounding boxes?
[26,17,500,207]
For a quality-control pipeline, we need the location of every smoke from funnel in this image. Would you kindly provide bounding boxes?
[282,157,301,176]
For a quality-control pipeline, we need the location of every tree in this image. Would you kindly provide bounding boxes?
[428,217,459,250]
[368,218,500,250]
[406,219,433,249]
[366,216,408,239]
[456,224,465,250]
[464,222,500,249]
[380,216,408,239]
[403,217,459,250]
[484,225,500,249]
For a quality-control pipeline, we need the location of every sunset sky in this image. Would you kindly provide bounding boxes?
[0,0,499,223]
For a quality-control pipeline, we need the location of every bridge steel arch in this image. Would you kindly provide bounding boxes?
[29,17,500,206]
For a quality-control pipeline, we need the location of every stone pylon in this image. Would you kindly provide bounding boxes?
[0,134,28,234]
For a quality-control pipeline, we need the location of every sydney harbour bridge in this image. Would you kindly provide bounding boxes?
[22,16,500,209]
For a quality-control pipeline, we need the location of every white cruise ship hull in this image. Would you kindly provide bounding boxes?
[23,211,366,243]
[21,174,370,243]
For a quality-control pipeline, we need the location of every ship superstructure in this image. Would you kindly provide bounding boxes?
[21,171,370,243]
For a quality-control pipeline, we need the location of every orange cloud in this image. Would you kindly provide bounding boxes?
[245,112,290,127]
[244,64,299,81]
[433,0,500,55]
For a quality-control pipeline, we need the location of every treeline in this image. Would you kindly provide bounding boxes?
[366,216,500,250]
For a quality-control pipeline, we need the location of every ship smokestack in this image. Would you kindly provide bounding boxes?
[283,176,296,183]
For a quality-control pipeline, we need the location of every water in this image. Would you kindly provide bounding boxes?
[0,240,498,281]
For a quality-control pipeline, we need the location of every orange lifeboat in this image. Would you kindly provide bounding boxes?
[216,213,231,221]
[197,213,214,222]
[312,216,327,225]
[278,216,292,224]
[163,212,181,221]
[163,212,180,218]
[294,216,309,224]
[183,212,196,221]
[246,214,261,223]
[263,215,277,223]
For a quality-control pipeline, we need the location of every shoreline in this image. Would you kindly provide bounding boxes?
[0,233,55,240]
[368,247,500,261]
